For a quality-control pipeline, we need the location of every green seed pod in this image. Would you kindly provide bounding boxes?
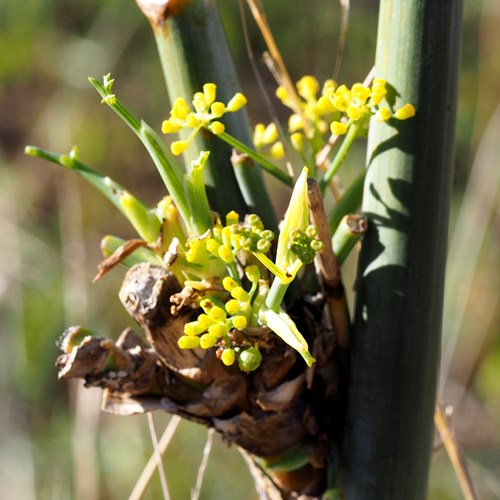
[238,346,262,372]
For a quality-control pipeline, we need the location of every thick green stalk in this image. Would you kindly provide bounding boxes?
[136,0,277,230]
[342,1,462,498]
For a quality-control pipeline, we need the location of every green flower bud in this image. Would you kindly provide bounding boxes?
[238,346,262,372]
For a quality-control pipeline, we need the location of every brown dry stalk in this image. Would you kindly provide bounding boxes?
[308,179,350,349]
[434,402,479,500]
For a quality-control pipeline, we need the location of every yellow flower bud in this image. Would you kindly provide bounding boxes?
[223,276,238,291]
[206,238,220,255]
[288,114,304,133]
[218,244,234,263]
[208,323,227,337]
[221,348,235,366]
[351,83,371,104]
[346,105,364,121]
[275,85,288,104]
[245,265,260,283]
[184,321,206,336]
[394,103,416,120]
[226,92,247,112]
[290,132,304,152]
[232,315,247,330]
[297,75,319,101]
[225,299,240,315]
[270,141,285,159]
[211,101,225,117]
[231,287,249,302]
[193,92,207,113]
[330,121,347,135]
[317,95,335,114]
[210,121,225,135]
[253,123,265,147]
[186,113,200,128]
[225,210,239,225]
[203,83,217,106]
[178,335,200,349]
[171,97,190,119]
[209,306,226,322]
[171,140,189,156]
[376,107,392,122]
[263,123,279,144]
[322,79,337,95]
[161,120,181,134]
[200,333,218,349]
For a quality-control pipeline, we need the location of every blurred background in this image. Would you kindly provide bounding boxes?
[0,0,498,498]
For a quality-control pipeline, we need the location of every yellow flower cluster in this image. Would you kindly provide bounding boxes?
[253,122,285,159]
[161,83,247,156]
[254,76,416,154]
[177,263,263,369]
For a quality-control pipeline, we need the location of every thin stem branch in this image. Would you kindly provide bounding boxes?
[128,415,181,500]
[434,403,479,500]
[146,413,170,500]
[191,428,215,500]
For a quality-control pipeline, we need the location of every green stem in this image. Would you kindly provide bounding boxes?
[137,0,278,229]
[320,121,362,194]
[265,278,289,313]
[89,77,193,232]
[331,214,367,265]
[328,167,366,234]
[218,131,294,187]
[342,1,462,498]
[25,145,161,242]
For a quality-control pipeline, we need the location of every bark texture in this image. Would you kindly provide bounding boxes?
[56,263,341,499]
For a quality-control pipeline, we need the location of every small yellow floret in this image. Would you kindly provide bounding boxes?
[297,75,319,101]
[209,306,226,322]
[317,95,336,114]
[288,114,304,133]
[218,244,234,263]
[290,132,304,152]
[186,113,200,128]
[253,123,265,146]
[203,83,217,106]
[178,335,200,349]
[171,140,189,156]
[171,97,190,119]
[394,103,416,120]
[193,92,208,113]
[211,101,225,117]
[162,120,181,134]
[225,210,239,225]
[206,238,220,255]
[210,121,225,135]
[270,141,285,159]
[231,287,249,302]
[351,83,371,104]
[376,107,392,122]
[330,121,348,135]
[232,315,247,330]
[221,349,235,366]
[226,93,247,112]
[184,321,205,336]
[263,123,279,144]
[200,333,218,349]
[245,265,260,283]
[346,105,364,121]
[371,79,387,105]
[223,276,238,292]
[209,322,228,337]
[225,299,240,315]
[275,85,288,103]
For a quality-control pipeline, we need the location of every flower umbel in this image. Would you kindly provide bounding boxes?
[162,83,248,156]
